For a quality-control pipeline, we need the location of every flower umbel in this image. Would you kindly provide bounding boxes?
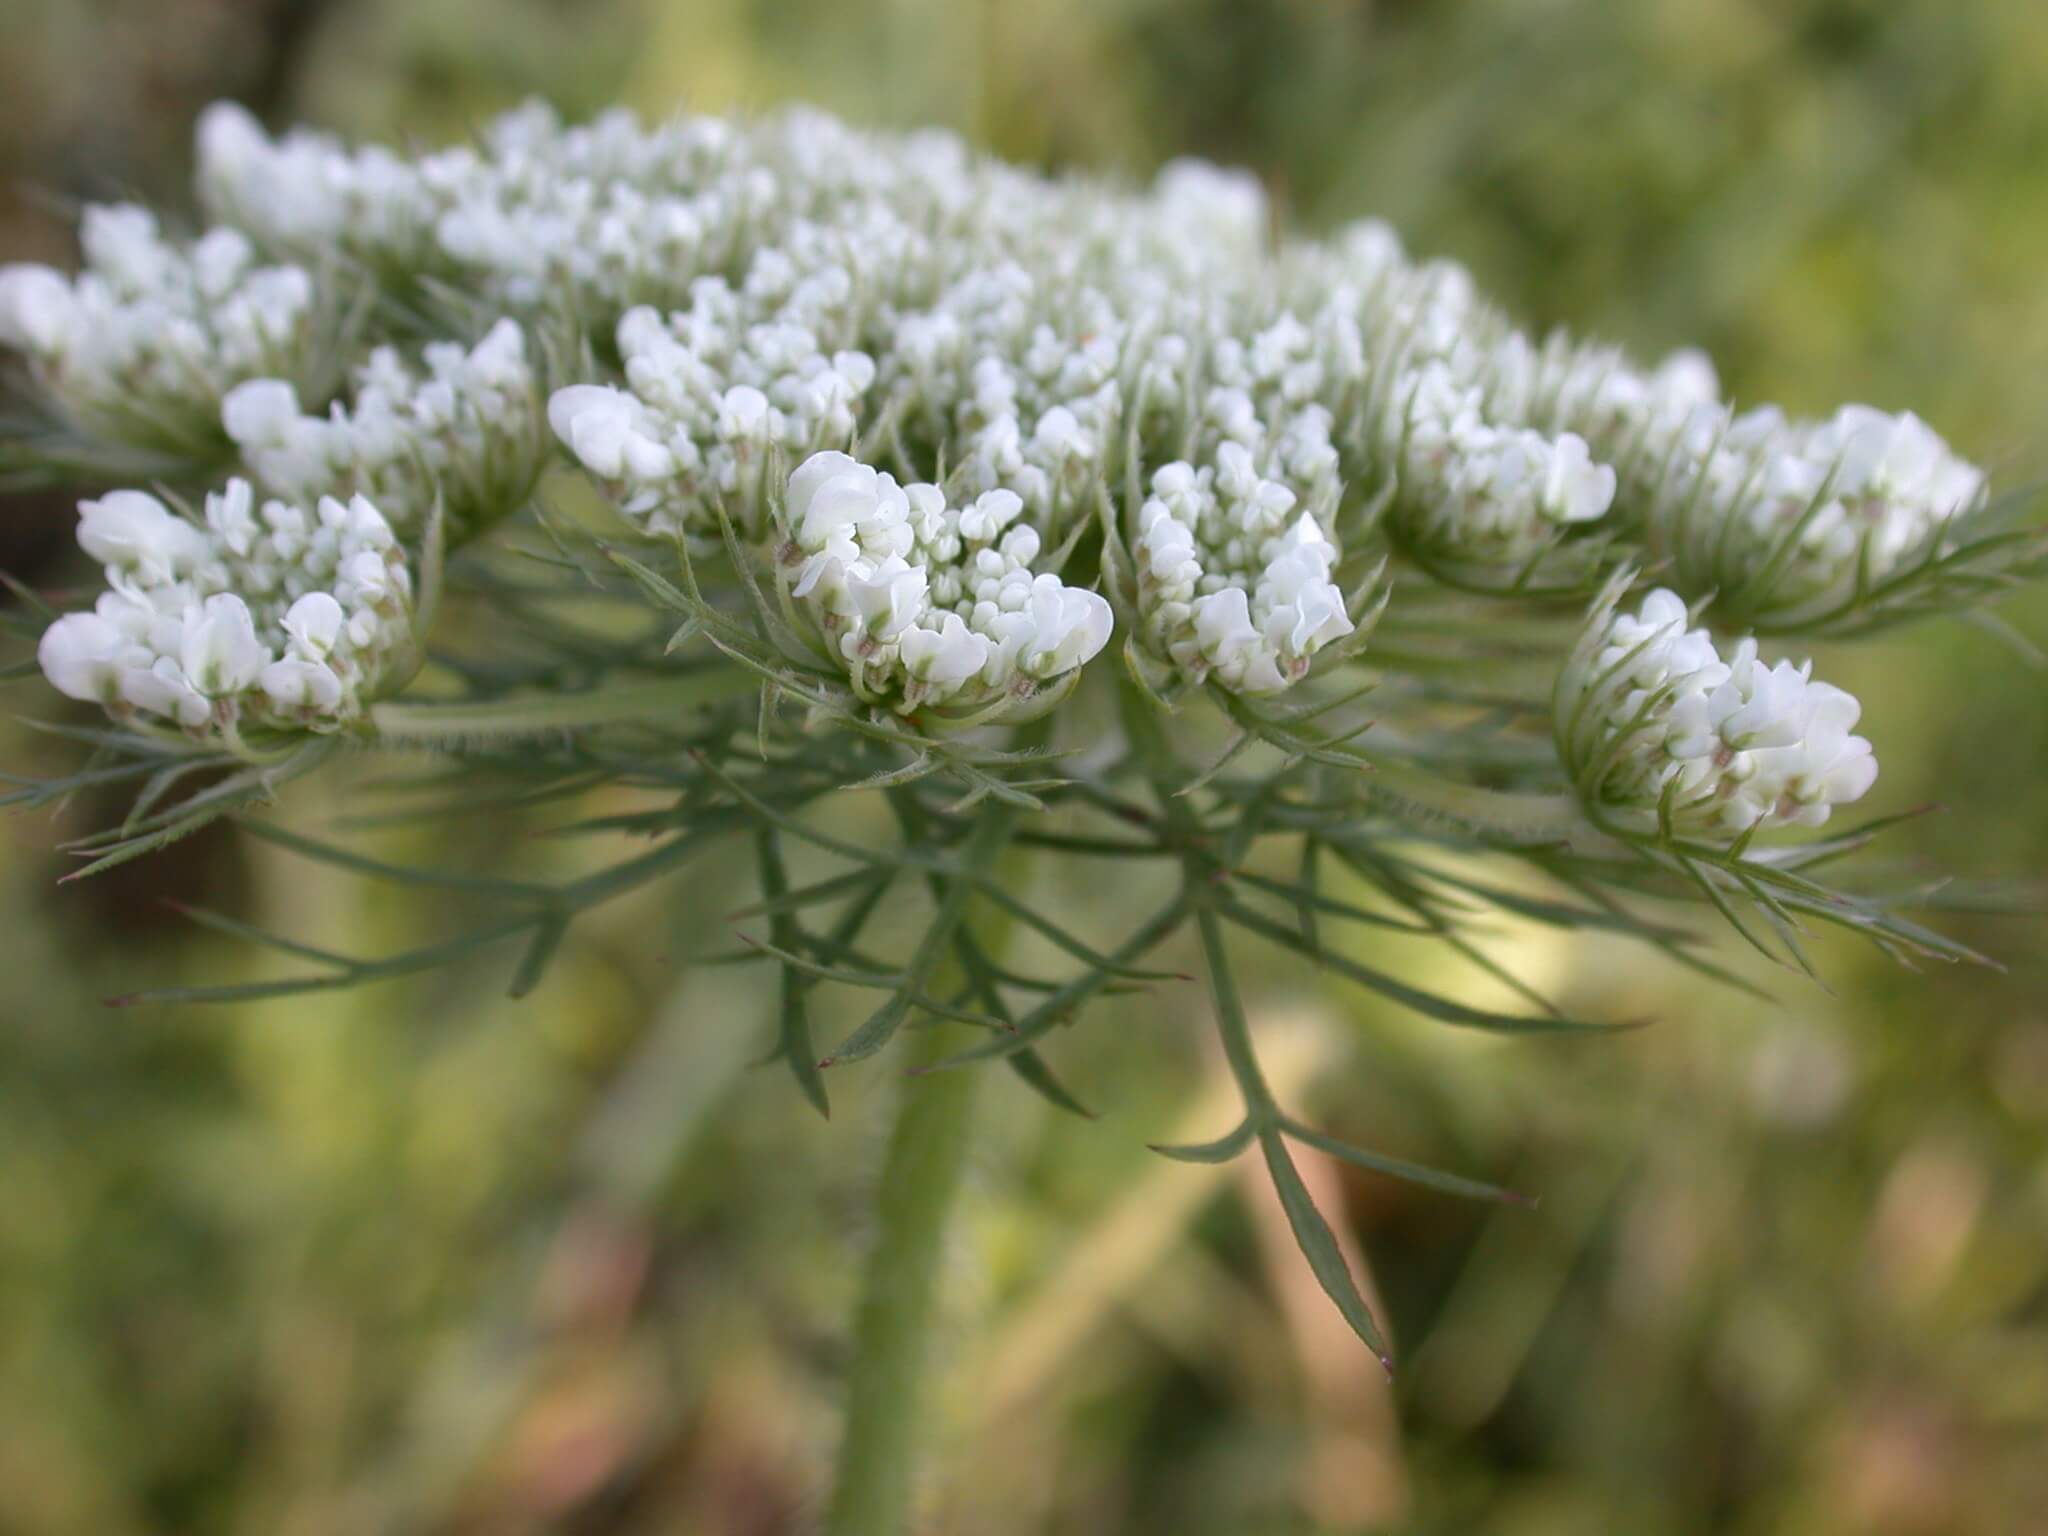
[1130,445,1358,694]
[38,479,417,748]
[776,450,1112,721]
[0,207,320,457]
[1557,586,1878,839]
[224,318,546,545]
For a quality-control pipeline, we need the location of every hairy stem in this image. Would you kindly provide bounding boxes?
[825,807,1017,1536]
[824,1024,980,1536]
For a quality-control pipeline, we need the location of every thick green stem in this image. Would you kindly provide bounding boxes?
[824,1022,982,1536]
[825,807,1018,1536]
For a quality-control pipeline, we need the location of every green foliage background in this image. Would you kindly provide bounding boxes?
[2,2,2045,1531]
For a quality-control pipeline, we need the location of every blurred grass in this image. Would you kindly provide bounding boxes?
[4,1,2048,1532]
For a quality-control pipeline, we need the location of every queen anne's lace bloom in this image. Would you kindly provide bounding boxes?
[0,96,1998,754]
[37,481,416,742]
[778,451,1112,720]
[1557,587,1877,837]
[0,206,318,452]
[881,266,1131,529]
[224,319,546,543]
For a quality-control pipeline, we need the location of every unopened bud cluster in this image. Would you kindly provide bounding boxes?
[37,481,415,743]
[780,450,1111,720]
[1557,588,1878,836]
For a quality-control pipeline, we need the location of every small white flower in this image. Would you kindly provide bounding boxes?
[221,377,304,445]
[901,613,990,685]
[718,383,771,439]
[0,264,75,355]
[180,593,267,695]
[282,591,347,658]
[1020,580,1112,679]
[78,492,211,585]
[845,557,929,642]
[37,612,127,702]
[205,478,262,557]
[785,451,903,556]
[120,659,213,729]
[548,386,663,481]
[259,657,345,712]
[1541,433,1617,524]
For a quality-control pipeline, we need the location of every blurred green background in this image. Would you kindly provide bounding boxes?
[4,1,2047,1532]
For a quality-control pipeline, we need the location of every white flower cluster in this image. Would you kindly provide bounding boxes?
[37,481,416,742]
[549,290,875,542]
[193,96,1991,614]
[197,100,1345,536]
[223,319,545,543]
[0,206,317,452]
[198,100,943,322]
[1131,445,1355,695]
[885,267,1131,528]
[3,95,1993,753]
[1533,345,1985,624]
[196,100,1259,323]
[778,451,1112,720]
[1381,337,1617,567]
[1320,250,1618,570]
[198,101,458,275]
[1559,588,1877,837]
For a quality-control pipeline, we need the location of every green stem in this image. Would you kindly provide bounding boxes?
[825,807,1019,1536]
[368,669,756,745]
[1360,757,1607,851]
[824,1022,982,1536]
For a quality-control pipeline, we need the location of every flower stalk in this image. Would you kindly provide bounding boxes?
[824,1019,984,1536]
[825,801,1018,1536]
